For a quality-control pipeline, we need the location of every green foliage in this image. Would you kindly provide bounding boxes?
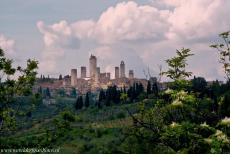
[191,76,207,93]
[99,89,106,102]
[147,81,152,95]
[3,31,230,153]
[162,48,194,80]
[127,82,145,102]
[70,88,76,98]
[169,79,192,91]
[219,91,230,117]
[211,31,230,80]
[147,80,159,98]
[120,92,128,103]
[75,96,83,110]
[58,88,66,97]
[45,87,51,98]
[85,92,90,108]
[0,48,38,131]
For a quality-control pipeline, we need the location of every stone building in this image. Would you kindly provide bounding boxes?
[106,73,111,80]
[129,70,134,79]
[81,66,86,78]
[71,69,77,86]
[89,54,97,80]
[115,67,119,79]
[95,67,100,83]
[120,61,125,78]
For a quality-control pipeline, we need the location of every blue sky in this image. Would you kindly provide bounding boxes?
[0,0,230,80]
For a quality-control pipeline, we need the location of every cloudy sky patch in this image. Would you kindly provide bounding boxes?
[0,0,229,80]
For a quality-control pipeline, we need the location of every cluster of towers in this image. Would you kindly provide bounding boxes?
[70,54,134,87]
[114,61,133,79]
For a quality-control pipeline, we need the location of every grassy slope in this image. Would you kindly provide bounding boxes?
[4,97,156,153]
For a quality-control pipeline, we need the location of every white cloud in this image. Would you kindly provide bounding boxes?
[166,0,230,41]
[37,1,170,45]
[36,0,230,80]
[93,1,170,44]
[0,34,15,55]
[71,20,95,39]
[37,20,80,74]
[93,46,113,61]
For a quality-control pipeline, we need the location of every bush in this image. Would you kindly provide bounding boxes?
[116,112,126,119]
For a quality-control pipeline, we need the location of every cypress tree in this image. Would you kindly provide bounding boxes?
[38,86,42,95]
[99,89,106,102]
[59,74,62,80]
[123,86,126,93]
[75,97,79,110]
[152,82,159,97]
[147,81,152,95]
[85,92,90,108]
[46,87,51,98]
[79,96,83,109]
[105,88,111,106]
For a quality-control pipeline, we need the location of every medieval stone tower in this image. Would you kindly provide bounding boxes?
[115,67,119,79]
[89,54,97,80]
[71,69,77,86]
[120,61,125,78]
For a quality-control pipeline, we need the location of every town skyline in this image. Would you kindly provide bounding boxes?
[1,0,230,81]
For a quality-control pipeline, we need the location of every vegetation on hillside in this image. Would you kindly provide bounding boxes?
[0,31,230,153]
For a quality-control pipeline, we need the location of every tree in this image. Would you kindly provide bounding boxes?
[99,89,106,102]
[120,93,128,103]
[147,81,152,95]
[211,31,230,80]
[79,96,83,109]
[220,91,230,117]
[152,82,159,97]
[0,48,38,131]
[105,88,111,106]
[45,87,51,98]
[191,76,207,93]
[75,96,83,110]
[37,86,42,95]
[161,48,194,80]
[58,88,66,97]
[85,92,90,108]
[127,86,135,102]
[58,74,62,80]
[123,86,126,93]
[70,88,76,98]
[75,98,79,110]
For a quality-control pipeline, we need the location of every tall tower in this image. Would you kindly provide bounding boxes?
[81,66,86,78]
[95,67,100,83]
[106,73,111,80]
[71,69,77,86]
[120,61,125,78]
[115,67,119,79]
[89,54,97,79]
[129,70,134,79]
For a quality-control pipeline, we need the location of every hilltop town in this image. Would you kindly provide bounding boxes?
[35,54,155,96]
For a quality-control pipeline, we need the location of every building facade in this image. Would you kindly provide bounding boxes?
[95,67,100,83]
[81,66,86,78]
[106,73,111,80]
[115,67,119,79]
[129,70,134,79]
[71,69,77,86]
[120,61,125,78]
[89,54,97,80]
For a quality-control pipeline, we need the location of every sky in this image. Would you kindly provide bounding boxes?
[0,0,230,81]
